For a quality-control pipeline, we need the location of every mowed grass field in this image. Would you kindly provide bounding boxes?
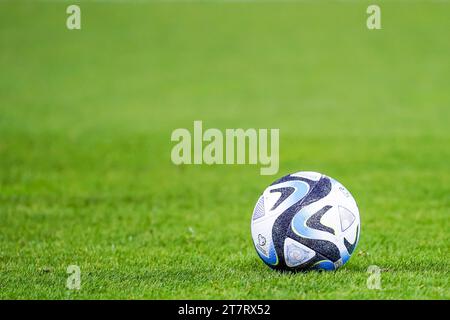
[0,0,449,299]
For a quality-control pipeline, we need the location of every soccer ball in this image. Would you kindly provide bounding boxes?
[251,171,360,271]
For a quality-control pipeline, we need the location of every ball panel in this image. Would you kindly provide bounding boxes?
[283,237,316,268]
[252,195,265,221]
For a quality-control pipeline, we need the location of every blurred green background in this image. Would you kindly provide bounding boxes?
[0,0,449,299]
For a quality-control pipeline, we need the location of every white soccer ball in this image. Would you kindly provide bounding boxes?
[251,171,360,271]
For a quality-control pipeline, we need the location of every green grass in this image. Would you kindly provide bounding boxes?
[0,0,449,299]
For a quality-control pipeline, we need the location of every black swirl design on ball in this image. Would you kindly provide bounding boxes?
[270,176,339,270]
[270,175,315,186]
[306,205,335,235]
[269,187,295,211]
